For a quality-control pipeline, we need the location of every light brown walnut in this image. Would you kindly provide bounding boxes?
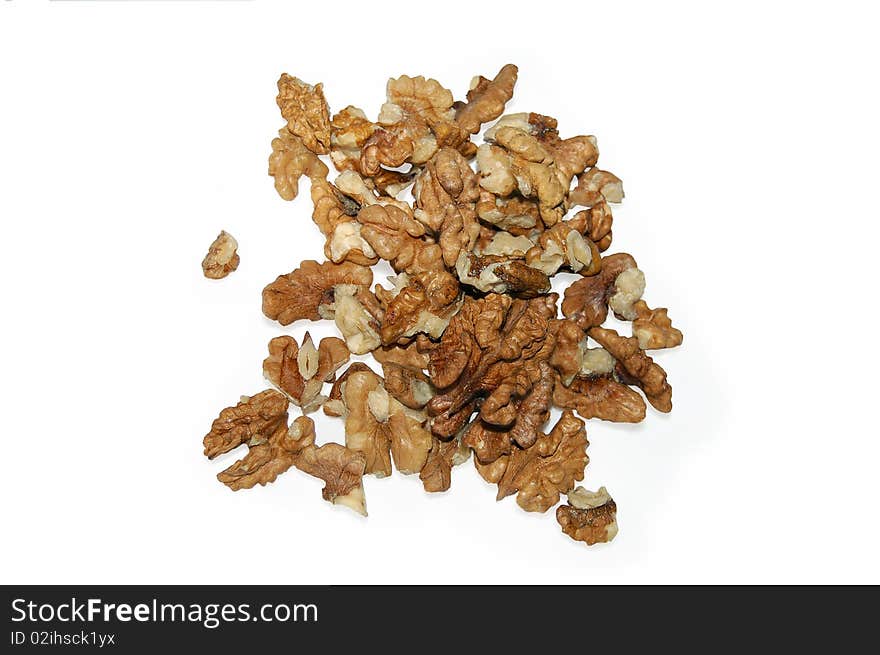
[357,204,444,275]
[489,410,589,513]
[589,327,672,413]
[268,129,329,201]
[570,167,624,207]
[632,300,683,350]
[420,435,470,493]
[203,390,289,459]
[455,64,519,135]
[276,74,332,154]
[201,231,240,279]
[262,260,372,326]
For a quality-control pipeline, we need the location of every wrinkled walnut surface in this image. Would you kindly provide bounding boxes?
[202,62,682,546]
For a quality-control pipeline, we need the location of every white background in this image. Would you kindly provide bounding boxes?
[1,1,878,584]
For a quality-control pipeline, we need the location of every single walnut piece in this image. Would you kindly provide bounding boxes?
[557,486,618,545]
[203,390,289,459]
[381,362,435,409]
[419,434,470,493]
[570,167,624,207]
[589,327,672,413]
[455,64,519,136]
[262,260,372,326]
[268,129,329,201]
[561,253,638,329]
[276,74,332,155]
[525,219,601,277]
[263,334,350,413]
[201,230,240,279]
[632,300,683,350]
[553,376,646,423]
[487,410,589,513]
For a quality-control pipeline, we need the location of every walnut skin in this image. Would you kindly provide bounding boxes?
[201,231,240,279]
[556,486,618,545]
[203,390,289,459]
[262,260,372,326]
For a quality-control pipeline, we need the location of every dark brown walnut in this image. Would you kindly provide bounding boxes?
[489,410,589,513]
[375,270,462,344]
[262,260,372,325]
[276,74,332,155]
[263,336,307,402]
[480,361,555,449]
[561,253,637,329]
[428,294,557,439]
[454,64,519,135]
[203,390,289,459]
[556,486,618,545]
[201,231,240,279]
[631,300,683,350]
[553,376,647,423]
[589,327,672,413]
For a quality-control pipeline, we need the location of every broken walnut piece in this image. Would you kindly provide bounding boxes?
[262,259,372,326]
[217,416,368,516]
[454,64,519,136]
[631,300,683,350]
[276,74,332,155]
[375,270,463,344]
[561,253,638,330]
[455,251,551,298]
[381,362,435,409]
[317,284,383,355]
[419,434,470,493]
[570,167,624,207]
[492,410,589,513]
[216,415,315,491]
[290,417,368,516]
[524,219,601,277]
[201,230,240,280]
[357,203,445,275]
[268,129,329,201]
[556,486,618,545]
[553,376,646,423]
[589,327,672,413]
[263,334,350,412]
[338,367,432,477]
[203,390,289,459]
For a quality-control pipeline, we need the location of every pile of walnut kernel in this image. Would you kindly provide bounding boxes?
[202,64,682,546]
